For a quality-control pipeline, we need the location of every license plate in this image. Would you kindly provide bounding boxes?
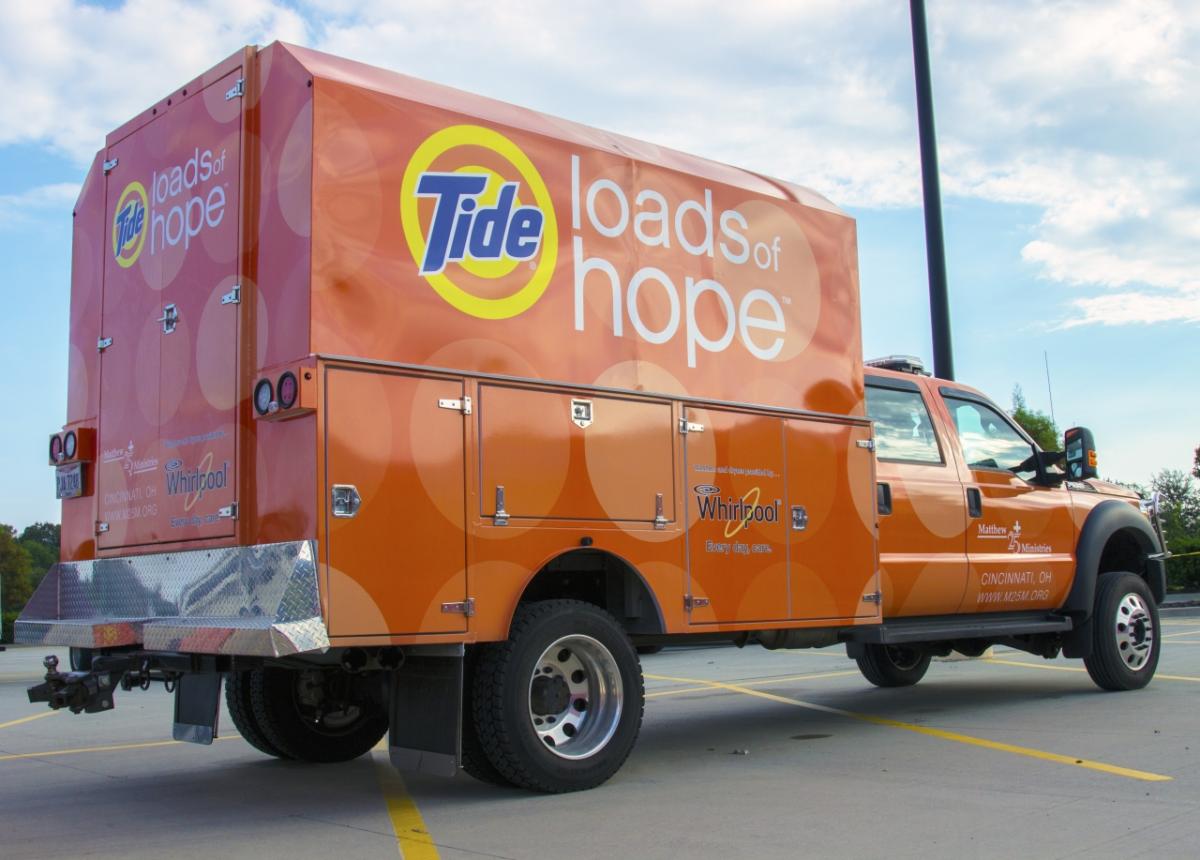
[56,462,83,499]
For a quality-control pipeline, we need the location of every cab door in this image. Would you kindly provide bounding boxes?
[939,392,1075,613]
[866,377,969,617]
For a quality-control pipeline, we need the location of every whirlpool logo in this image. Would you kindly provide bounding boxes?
[694,485,781,538]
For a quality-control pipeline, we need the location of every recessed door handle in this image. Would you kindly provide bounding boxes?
[876,482,893,516]
[966,487,982,518]
[332,484,362,518]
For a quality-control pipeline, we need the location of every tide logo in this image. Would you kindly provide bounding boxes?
[112,181,148,268]
[400,125,558,320]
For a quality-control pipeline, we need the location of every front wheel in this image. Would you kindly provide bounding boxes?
[855,644,931,687]
[1084,571,1160,691]
[471,600,644,793]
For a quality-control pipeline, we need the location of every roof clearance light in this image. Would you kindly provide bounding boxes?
[63,431,77,460]
[253,378,274,415]
[49,434,63,462]
[277,371,298,411]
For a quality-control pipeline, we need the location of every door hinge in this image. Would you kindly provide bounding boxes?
[862,591,882,604]
[679,419,705,434]
[102,158,119,174]
[157,303,179,334]
[224,79,245,101]
[97,336,113,352]
[220,284,241,305]
[856,439,876,451]
[441,598,476,617]
[684,594,710,611]
[218,503,238,520]
[95,521,110,534]
[654,493,667,530]
[493,485,509,526]
[438,396,472,415]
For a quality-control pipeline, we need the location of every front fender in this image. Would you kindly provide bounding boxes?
[1063,500,1165,616]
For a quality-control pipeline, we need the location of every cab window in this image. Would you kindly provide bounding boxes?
[945,397,1036,477]
[865,386,943,463]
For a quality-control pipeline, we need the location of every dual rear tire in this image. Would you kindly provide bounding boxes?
[225,666,388,763]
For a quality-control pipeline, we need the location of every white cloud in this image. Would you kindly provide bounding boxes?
[1,0,1198,328]
[0,183,80,228]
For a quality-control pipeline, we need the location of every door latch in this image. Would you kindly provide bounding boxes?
[331,484,362,518]
[791,505,809,531]
[157,304,179,334]
[493,485,509,526]
[441,598,476,617]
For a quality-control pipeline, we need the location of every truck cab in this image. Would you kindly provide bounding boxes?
[849,356,1168,688]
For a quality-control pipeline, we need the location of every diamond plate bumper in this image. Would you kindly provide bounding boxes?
[15,540,328,657]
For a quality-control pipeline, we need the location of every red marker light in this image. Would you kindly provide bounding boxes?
[277,372,298,411]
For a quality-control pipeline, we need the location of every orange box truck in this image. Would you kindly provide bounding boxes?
[21,43,1169,792]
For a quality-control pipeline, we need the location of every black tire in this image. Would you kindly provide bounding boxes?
[472,600,644,793]
[225,671,291,759]
[1084,571,1160,691]
[855,644,931,687]
[460,648,516,787]
[249,666,388,763]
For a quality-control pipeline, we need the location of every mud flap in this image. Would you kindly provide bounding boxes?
[173,673,222,744]
[388,646,463,778]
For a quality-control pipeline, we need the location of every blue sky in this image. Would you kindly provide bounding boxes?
[1,0,1197,530]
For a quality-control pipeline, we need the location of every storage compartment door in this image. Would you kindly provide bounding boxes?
[683,406,789,624]
[479,385,675,524]
[786,419,880,621]
[326,368,467,636]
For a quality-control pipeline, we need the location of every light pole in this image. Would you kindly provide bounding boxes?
[909,0,955,380]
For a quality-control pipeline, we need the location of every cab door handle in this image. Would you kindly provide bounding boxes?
[966,487,982,518]
[876,482,893,516]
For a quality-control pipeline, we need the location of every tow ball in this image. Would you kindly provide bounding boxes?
[27,655,122,714]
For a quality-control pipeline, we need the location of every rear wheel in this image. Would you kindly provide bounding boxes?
[472,600,644,793]
[461,648,516,787]
[855,644,931,687]
[1084,571,1160,691]
[248,666,388,762]
[225,671,289,758]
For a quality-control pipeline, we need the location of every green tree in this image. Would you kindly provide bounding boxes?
[1150,469,1200,547]
[1193,445,1199,480]
[1,525,35,643]
[1010,385,1060,451]
[18,522,60,579]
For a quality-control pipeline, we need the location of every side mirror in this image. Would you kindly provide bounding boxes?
[1063,426,1098,480]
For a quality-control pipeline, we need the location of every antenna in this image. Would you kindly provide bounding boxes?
[1044,350,1057,427]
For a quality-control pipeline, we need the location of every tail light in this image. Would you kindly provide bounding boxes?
[253,365,314,421]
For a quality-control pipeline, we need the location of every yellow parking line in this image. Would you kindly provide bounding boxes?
[647,669,859,699]
[985,657,1200,683]
[373,751,440,859]
[645,672,1171,782]
[0,735,239,762]
[0,711,59,731]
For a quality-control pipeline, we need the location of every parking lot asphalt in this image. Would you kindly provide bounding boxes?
[2,612,1198,860]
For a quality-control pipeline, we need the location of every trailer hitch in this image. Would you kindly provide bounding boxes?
[27,655,124,714]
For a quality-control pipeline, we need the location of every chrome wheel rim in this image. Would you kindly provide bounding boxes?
[527,634,623,760]
[1114,593,1154,671]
